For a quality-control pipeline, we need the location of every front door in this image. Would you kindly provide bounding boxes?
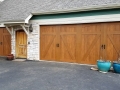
[16,30,27,58]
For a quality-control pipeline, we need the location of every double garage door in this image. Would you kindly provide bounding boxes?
[40,22,120,65]
[0,28,11,56]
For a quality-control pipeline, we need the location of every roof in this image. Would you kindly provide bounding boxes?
[0,0,120,23]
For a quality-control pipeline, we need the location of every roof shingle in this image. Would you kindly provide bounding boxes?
[0,0,120,23]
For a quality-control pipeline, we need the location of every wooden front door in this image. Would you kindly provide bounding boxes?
[0,28,11,56]
[16,30,27,58]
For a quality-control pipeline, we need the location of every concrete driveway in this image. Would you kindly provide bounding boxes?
[0,59,120,90]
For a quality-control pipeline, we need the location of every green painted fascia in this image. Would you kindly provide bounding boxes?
[31,8,120,20]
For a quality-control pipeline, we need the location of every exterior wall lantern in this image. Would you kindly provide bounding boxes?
[29,24,33,32]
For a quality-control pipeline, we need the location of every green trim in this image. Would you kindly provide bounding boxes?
[31,8,120,20]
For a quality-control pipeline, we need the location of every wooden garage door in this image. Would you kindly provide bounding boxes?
[104,22,120,62]
[79,24,103,64]
[0,28,11,56]
[40,25,77,63]
[40,22,120,65]
[40,24,102,64]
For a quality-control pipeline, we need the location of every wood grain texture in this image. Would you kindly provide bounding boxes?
[0,28,11,56]
[59,25,77,63]
[105,22,120,61]
[16,30,27,58]
[80,24,103,64]
[0,28,3,56]
[40,25,77,63]
[40,22,120,65]
[40,26,57,60]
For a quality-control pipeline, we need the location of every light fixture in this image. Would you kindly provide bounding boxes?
[29,24,33,32]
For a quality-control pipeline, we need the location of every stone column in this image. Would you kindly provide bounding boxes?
[27,23,39,60]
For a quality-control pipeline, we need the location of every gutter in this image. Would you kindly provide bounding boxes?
[32,4,120,15]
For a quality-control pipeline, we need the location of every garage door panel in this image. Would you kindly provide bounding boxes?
[3,35,11,56]
[40,35,56,60]
[106,34,120,61]
[0,28,11,56]
[80,23,103,64]
[60,35,76,63]
[40,26,58,60]
[60,40,75,62]
[41,26,56,33]
[106,35,117,60]
[105,22,120,61]
[106,23,120,33]
[0,29,3,56]
[59,25,77,63]
[81,34,102,64]
[81,35,97,51]
[43,40,56,60]
[60,25,76,33]
[82,24,102,33]
[86,38,101,64]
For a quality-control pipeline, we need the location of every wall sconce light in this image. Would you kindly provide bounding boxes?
[29,24,33,32]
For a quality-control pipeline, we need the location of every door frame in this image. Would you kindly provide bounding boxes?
[15,30,27,58]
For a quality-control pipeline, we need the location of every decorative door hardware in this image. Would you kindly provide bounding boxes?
[0,42,2,45]
[104,45,105,49]
[56,44,59,47]
[101,45,106,49]
[101,45,104,49]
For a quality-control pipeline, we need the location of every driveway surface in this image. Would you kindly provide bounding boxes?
[0,59,120,90]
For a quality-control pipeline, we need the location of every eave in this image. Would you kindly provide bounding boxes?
[32,4,120,15]
[1,14,33,24]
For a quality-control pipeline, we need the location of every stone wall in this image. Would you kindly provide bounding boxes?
[11,31,15,56]
[27,23,39,60]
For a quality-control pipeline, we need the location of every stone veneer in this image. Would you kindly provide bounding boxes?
[11,24,39,60]
[27,23,39,60]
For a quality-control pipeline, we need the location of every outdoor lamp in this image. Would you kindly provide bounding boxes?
[29,24,33,32]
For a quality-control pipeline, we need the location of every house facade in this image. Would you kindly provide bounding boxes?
[0,0,120,65]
